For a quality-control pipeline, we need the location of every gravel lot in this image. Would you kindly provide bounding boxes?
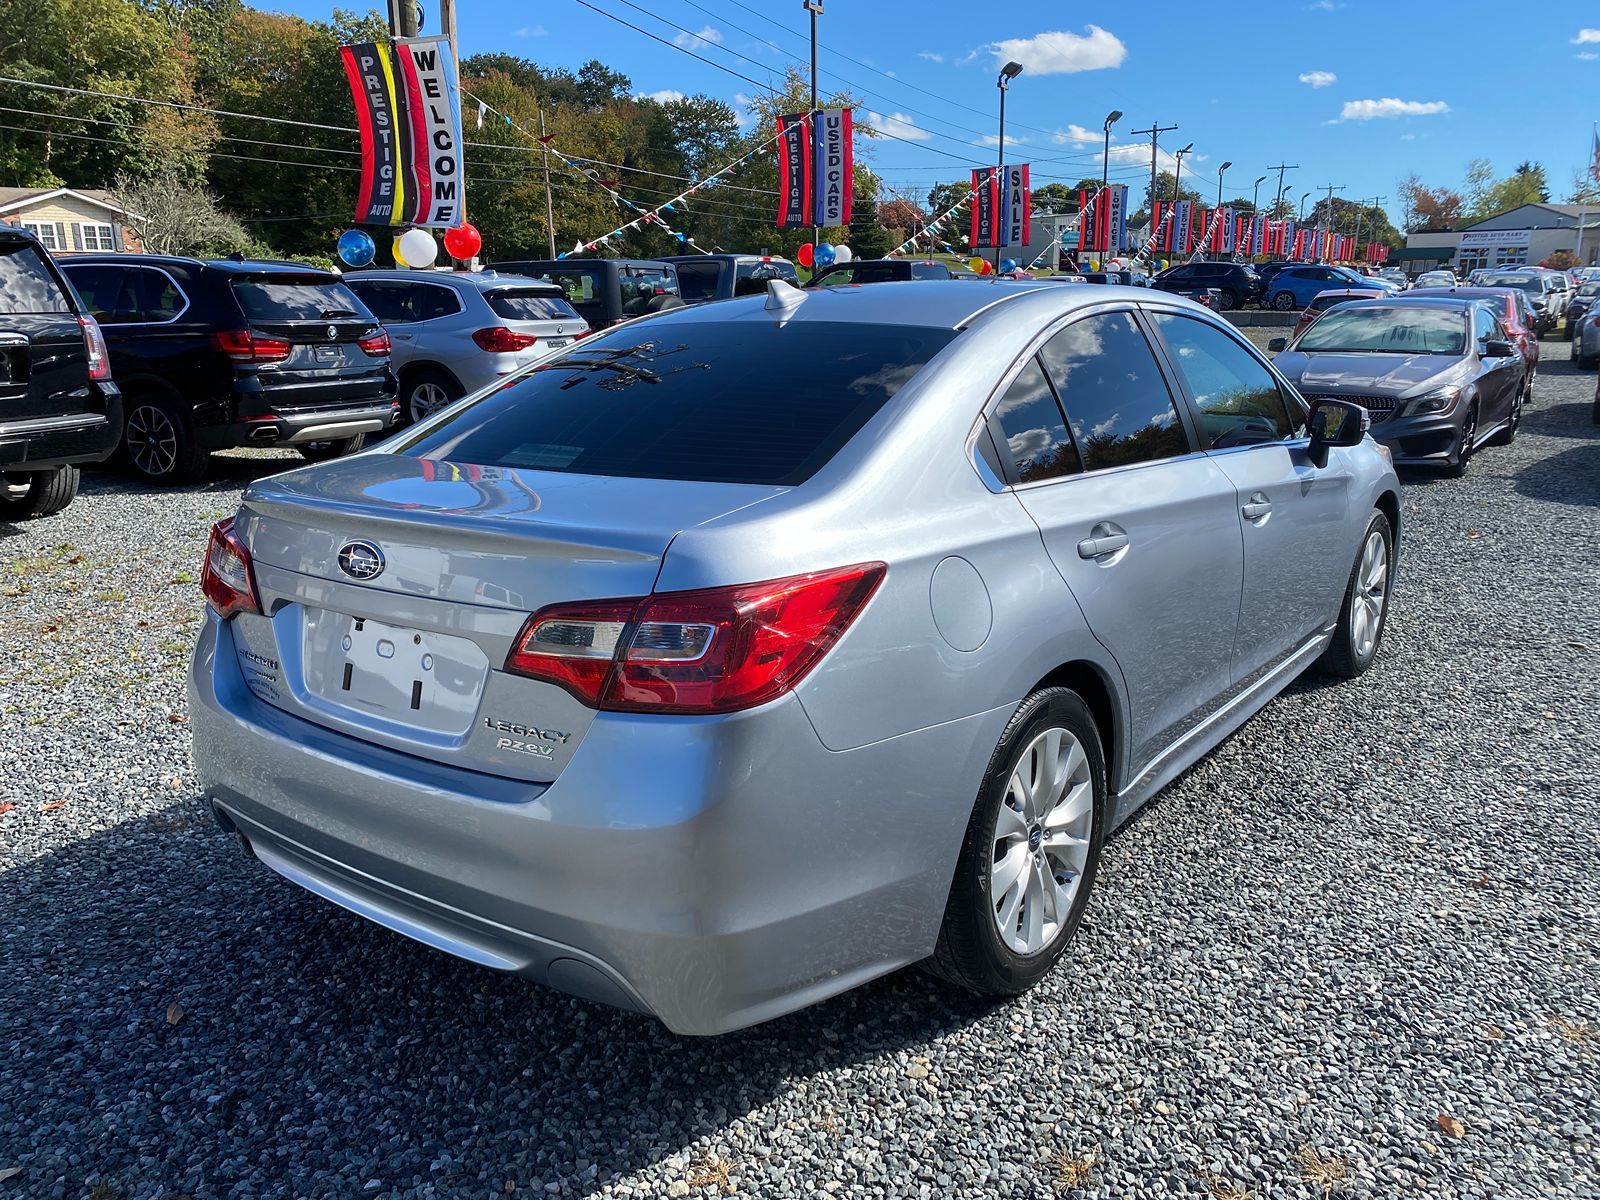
[3,358,1597,1200]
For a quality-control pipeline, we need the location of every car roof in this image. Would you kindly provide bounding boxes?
[662,254,792,265]
[1335,296,1478,313]
[1407,286,1518,301]
[597,277,1202,332]
[344,269,561,292]
[64,253,340,277]
[489,258,673,270]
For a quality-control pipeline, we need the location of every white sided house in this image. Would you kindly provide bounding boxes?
[0,187,142,255]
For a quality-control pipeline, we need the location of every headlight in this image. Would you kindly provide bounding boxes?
[1409,386,1460,414]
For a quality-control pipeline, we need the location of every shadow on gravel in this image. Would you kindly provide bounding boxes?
[81,450,310,501]
[1519,400,1600,440]
[1514,441,1600,506]
[0,804,998,1197]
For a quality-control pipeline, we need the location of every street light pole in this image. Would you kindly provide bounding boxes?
[1215,161,1231,260]
[995,60,1023,270]
[804,2,823,251]
[1100,109,1121,263]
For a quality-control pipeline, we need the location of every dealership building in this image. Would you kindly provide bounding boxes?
[1398,202,1599,273]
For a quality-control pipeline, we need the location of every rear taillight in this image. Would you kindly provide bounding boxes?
[505,563,886,714]
[201,518,261,619]
[211,329,291,364]
[357,329,390,356]
[78,315,111,382]
[472,326,539,353]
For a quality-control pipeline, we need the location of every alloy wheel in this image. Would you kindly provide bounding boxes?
[1350,528,1389,659]
[126,405,179,479]
[409,381,452,423]
[990,726,1094,956]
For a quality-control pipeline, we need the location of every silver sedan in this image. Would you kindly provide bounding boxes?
[190,281,1401,1034]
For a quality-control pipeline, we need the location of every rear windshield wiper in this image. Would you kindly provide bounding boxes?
[320,308,359,319]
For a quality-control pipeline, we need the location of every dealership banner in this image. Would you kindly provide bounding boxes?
[1077,188,1101,253]
[1077,184,1124,253]
[1152,201,1191,253]
[998,163,1030,247]
[1278,220,1294,257]
[341,42,413,225]
[395,38,465,228]
[811,108,853,227]
[341,39,465,228]
[971,167,1000,248]
[1104,184,1127,254]
[1291,229,1306,260]
[775,113,812,228]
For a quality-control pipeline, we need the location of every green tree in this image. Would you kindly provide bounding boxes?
[1134,171,1201,223]
[848,177,892,259]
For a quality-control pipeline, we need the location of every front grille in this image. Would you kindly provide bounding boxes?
[1302,392,1397,424]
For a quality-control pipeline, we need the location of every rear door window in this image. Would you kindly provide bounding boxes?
[989,357,1078,483]
[0,241,72,313]
[125,267,186,322]
[485,289,581,321]
[232,276,368,322]
[345,280,414,322]
[62,264,126,321]
[399,320,957,486]
[412,282,463,321]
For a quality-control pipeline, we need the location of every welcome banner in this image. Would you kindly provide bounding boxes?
[341,38,465,228]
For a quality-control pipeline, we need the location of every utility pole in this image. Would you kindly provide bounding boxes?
[805,1,822,251]
[1267,162,1298,217]
[1319,184,1344,260]
[540,109,556,259]
[389,0,417,39]
[1352,194,1386,264]
[1130,121,1178,231]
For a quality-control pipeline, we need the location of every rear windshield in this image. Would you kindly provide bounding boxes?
[398,320,958,485]
[484,289,581,322]
[673,260,723,302]
[232,276,369,321]
[0,241,71,313]
[1482,276,1541,294]
[1297,306,1465,355]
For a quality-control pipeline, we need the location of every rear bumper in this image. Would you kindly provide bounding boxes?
[189,614,1007,1034]
[0,383,122,472]
[208,401,400,449]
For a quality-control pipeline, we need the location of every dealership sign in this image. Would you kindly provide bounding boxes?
[1458,230,1532,248]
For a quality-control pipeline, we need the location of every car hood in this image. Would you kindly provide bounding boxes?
[1274,351,1466,398]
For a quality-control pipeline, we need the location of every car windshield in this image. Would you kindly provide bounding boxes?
[396,320,958,486]
[232,275,368,321]
[1482,276,1541,294]
[1295,306,1466,354]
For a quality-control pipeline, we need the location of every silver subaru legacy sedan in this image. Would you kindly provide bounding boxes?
[191,280,1401,1035]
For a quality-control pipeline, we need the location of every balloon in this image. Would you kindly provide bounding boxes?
[442,222,482,260]
[1000,258,1018,274]
[976,258,994,276]
[391,233,409,267]
[797,242,815,269]
[813,243,837,269]
[1089,260,1101,272]
[967,256,986,273]
[833,244,853,263]
[397,228,437,268]
[337,229,375,267]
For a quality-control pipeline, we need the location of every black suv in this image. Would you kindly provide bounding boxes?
[59,255,398,483]
[0,226,121,520]
[663,254,799,303]
[806,259,953,287]
[1151,261,1263,309]
[486,258,683,330]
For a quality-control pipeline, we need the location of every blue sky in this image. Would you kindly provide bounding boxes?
[280,0,1600,223]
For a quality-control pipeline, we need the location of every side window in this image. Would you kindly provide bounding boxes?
[414,283,462,321]
[127,268,185,322]
[347,281,412,323]
[1150,313,1296,448]
[910,262,950,279]
[1039,311,1190,471]
[989,356,1080,483]
[62,265,126,322]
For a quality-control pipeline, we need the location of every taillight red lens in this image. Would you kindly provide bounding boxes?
[201,518,261,619]
[504,563,886,714]
[357,329,390,356]
[211,329,291,363]
[472,326,539,353]
[78,315,112,381]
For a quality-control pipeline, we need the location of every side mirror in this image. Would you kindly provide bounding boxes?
[1306,398,1369,467]
[1483,338,1515,358]
[1267,336,1287,353]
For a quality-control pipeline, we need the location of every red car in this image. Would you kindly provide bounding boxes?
[1292,287,1386,339]
[1407,286,1541,395]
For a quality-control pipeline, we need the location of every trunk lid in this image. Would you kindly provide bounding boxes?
[0,240,94,425]
[228,274,389,388]
[228,453,784,782]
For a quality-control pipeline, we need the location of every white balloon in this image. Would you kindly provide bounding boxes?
[397,228,437,268]
[833,244,853,263]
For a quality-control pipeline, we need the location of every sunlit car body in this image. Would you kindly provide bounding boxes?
[1563,280,1600,335]
[191,282,1400,1034]
[1270,296,1525,472]
[1406,286,1541,395]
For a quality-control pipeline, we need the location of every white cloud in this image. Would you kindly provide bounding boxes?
[1401,133,1417,141]
[1106,143,1179,171]
[862,111,931,141]
[1052,123,1109,145]
[640,89,686,104]
[731,92,758,130]
[983,26,1127,75]
[1572,28,1600,43]
[975,133,1031,148]
[513,25,547,37]
[1338,97,1450,121]
[1308,0,1336,10]
[918,51,944,63]
[673,25,722,49]
[1298,70,1337,88]
[1579,51,1599,60]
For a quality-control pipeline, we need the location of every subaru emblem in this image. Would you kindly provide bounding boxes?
[337,540,385,581]
[327,324,338,340]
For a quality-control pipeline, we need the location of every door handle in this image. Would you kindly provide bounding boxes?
[1076,532,1129,559]
[1241,492,1272,521]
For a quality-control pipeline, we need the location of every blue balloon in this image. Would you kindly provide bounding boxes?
[813,243,837,269]
[337,229,375,267]
[1001,258,1019,273]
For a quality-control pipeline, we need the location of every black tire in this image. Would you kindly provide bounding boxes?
[402,367,463,425]
[1318,509,1394,679]
[123,390,208,485]
[297,433,366,462]
[1444,401,1478,478]
[1580,353,1597,370]
[1270,290,1296,311]
[0,465,80,521]
[924,687,1106,997]
[1216,287,1239,311]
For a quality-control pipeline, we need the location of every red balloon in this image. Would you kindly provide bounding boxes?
[796,241,815,269]
[443,222,482,260]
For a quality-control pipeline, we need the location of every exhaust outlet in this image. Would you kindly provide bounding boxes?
[249,426,280,443]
